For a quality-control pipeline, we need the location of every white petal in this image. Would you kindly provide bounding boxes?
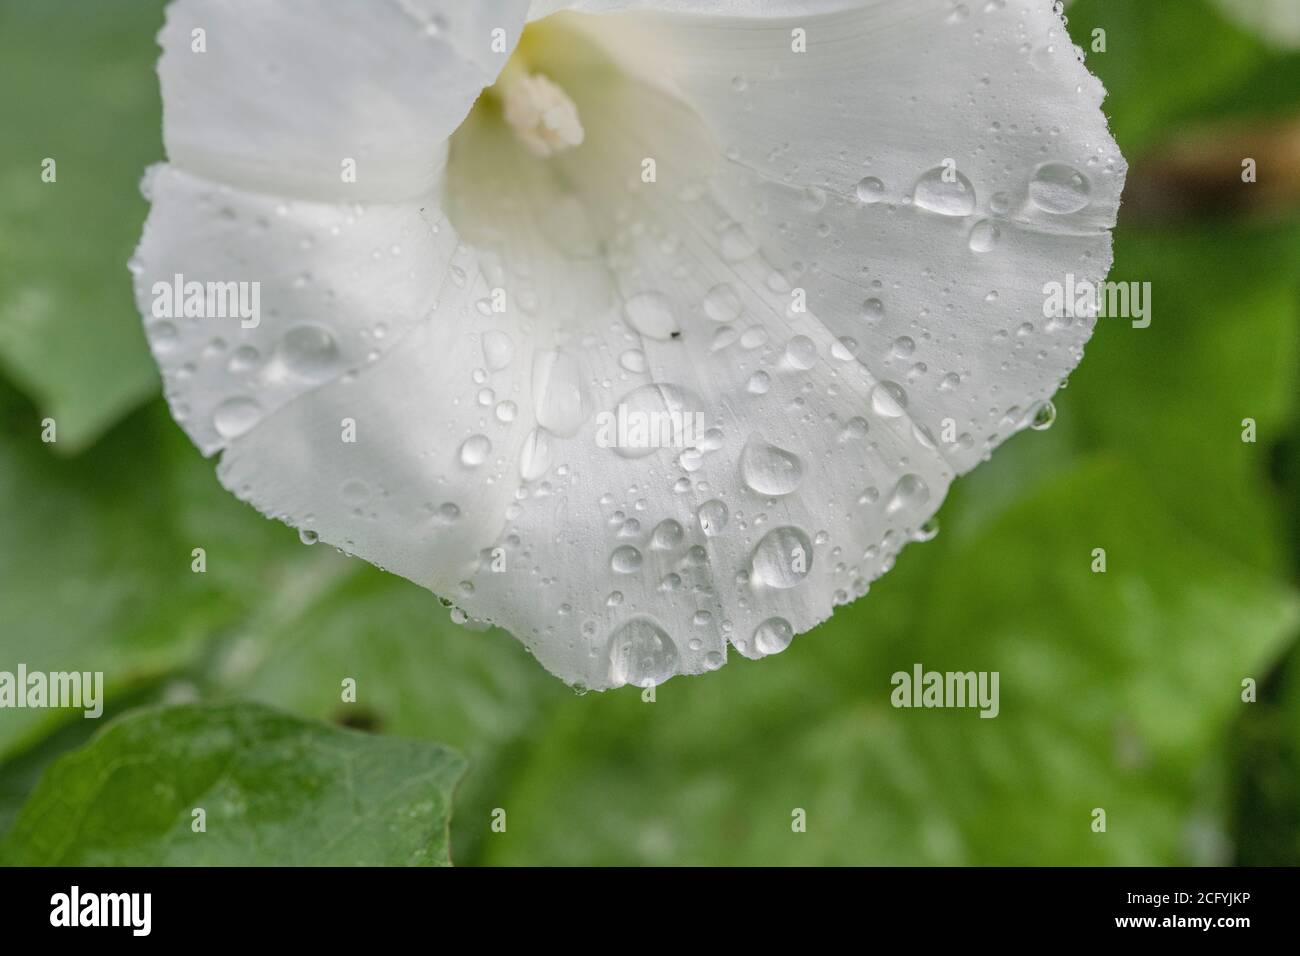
[141,1,1125,691]
[134,166,452,454]
[158,0,530,200]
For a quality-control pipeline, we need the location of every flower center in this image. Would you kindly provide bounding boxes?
[487,35,585,158]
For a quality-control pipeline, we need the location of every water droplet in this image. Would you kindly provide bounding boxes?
[785,335,817,370]
[459,434,492,467]
[608,383,703,460]
[740,435,804,496]
[968,219,1001,253]
[870,381,909,418]
[703,283,743,323]
[519,428,552,481]
[862,297,885,322]
[624,291,680,340]
[610,545,643,574]
[532,349,585,437]
[213,397,262,439]
[619,349,647,373]
[912,165,977,217]
[754,617,794,656]
[482,329,514,370]
[1029,163,1091,214]
[298,528,319,546]
[750,526,814,589]
[719,223,757,261]
[697,500,729,536]
[227,345,260,373]
[607,618,678,688]
[855,176,886,204]
[1029,400,1056,430]
[148,320,178,352]
[747,371,771,395]
[887,473,930,514]
[651,518,685,550]
[495,400,517,423]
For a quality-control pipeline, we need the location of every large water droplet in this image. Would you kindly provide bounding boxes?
[1029,163,1091,214]
[703,283,743,323]
[785,335,817,370]
[607,618,678,688]
[213,397,262,439]
[519,428,552,481]
[459,434,492,467]
[750,526,814,589]
[968,219,1001,253]
[532,349,586,437]
[870,381,909,418]
[651,518,685,550]
[610,545,643,574]
[608,383,703,460]
[754,617,795,656]
[740,435,804,496]
[623,291,680,340]
[887,473,930,514]
[912,165,977,217]
[855,176,885,204]
[278,324,340,382]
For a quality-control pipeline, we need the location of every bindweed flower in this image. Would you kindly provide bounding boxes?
[133,0,1125,690]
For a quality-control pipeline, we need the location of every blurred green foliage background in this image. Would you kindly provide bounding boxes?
[0,0,1297,865]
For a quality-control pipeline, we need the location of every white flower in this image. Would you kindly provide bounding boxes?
[133,0,1125,690]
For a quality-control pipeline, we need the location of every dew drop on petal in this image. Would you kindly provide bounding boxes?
[750,526,814,589]
[886,473,930,514]
[912,165,977,217]
[703,283,743,323]
[968,219,1001,253]
[785,335,817,370]
[719,223,758,261]
[754,617,795,656]
[740,435,804,496]
[607,618,678,688]
[855,176,886,204]
[870,381,909,418]
[610,545,643,574]
[459,434,492,467]
[624,291,680,340]
[1029,163,1091,214]
[1029,399,1057,430]
[650,518,684,550]
[697,499,729,536]
[213,396,262,439]
[482,329,514,370]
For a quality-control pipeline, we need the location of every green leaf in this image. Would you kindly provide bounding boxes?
[0,702,467,866]
[0,0,167,452]
[475,461,1297,865]
[203,565,566,866]
[0,390,224,760]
